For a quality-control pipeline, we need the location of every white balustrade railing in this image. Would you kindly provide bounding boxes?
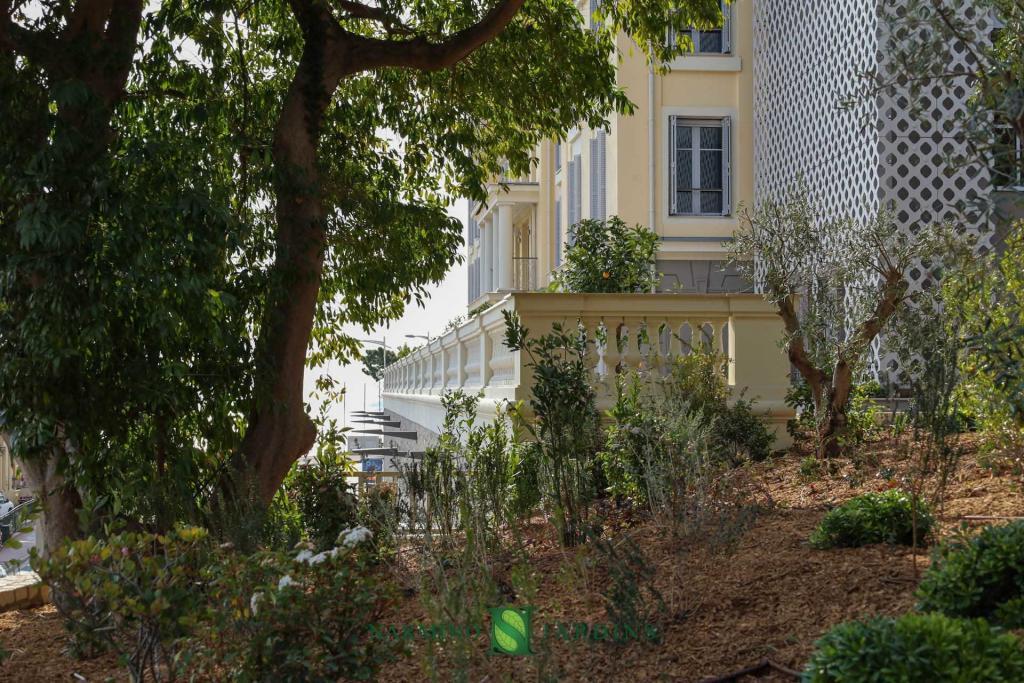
[381,292,794,443]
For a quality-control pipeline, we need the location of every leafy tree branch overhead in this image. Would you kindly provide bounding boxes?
[0,0,726,551]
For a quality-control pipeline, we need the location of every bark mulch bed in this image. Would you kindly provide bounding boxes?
[1,435,1020,682]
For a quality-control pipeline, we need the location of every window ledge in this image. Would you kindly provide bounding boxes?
[667,55,742,72]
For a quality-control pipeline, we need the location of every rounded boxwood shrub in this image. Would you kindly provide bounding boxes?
[916,520,1024,628]
[804,613,1024,682]
[809,489,933,549]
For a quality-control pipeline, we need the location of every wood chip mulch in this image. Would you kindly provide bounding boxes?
[1,435,1020,682]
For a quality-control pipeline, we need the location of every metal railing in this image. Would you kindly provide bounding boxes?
[0,498,36,545]
[512,256,537,291]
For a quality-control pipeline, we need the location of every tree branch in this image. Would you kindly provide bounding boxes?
[339,0,527,73]
[331,0,412,34]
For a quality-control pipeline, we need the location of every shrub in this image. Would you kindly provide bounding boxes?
[809,489,933,549]
[715,397,773,463]
[197,527,400,681]
[804,613,1024,683]
[504,312,602,546]
[916,520,1024,628]
[599,351,773,507]
[553,216,659,293]
[34,526,213,680]
[357,484,400,562]
[263,487,306,551]
[285,450,359,550]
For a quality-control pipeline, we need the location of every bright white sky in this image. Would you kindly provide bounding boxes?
[309,199,469,432]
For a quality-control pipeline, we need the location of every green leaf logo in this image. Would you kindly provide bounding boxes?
[489,606,534,656]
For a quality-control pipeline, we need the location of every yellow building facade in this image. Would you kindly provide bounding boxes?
[467,0,750,309]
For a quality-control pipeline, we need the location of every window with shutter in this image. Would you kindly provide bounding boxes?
[669,115,732,217]
[668,0,731,54]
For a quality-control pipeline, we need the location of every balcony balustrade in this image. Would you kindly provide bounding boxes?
[382,292,794,444]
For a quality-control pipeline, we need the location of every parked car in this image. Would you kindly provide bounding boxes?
[0,493,13,519]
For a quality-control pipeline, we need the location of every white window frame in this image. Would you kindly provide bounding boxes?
[668,0,732,55]
[669,115,732,217]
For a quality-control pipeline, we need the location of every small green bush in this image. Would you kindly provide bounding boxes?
[197,528,399,681]
[285,450,359,551]
[714,397,773,463]
[916,520,1024,628]
[34,526,213,680]
[809,489,933,549]
[804,613,1024,683]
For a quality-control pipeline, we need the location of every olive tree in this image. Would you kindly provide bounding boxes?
[730,186,952,458]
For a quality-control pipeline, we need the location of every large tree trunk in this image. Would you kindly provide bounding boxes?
[17,454,82,556]
[228,0,529,504]
[233,8,341,504]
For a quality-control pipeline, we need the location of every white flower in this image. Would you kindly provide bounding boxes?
[339,526,373,548]
[278,575,295,590]
[294,549,314,563]
[250,592,263,615]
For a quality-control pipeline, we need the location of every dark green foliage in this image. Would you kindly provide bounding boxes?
[360,345,413,382]
[554,217,660,293]
[356,485,401,562]
[284,452,358,551]
[715,398,774,463]
[262,489,306,552]
[916,521,1024,628]
[803,613,1024,683]
[809,489,933,549]
[197,540,397,682]
[504,312,602,546]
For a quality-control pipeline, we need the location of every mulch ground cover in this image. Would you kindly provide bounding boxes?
[2,435,1021,682]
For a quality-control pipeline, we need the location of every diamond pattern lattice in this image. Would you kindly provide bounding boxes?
[753,0,994,380]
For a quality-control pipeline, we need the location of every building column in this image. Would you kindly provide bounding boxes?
[497,203,513,291]
[480,217,492,294]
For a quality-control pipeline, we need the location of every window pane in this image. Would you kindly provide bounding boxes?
[676,125,692,150]
[677,148,693,191]
[700,149,722,190]
[700,126,722,150]
[697,30,722,53]
[700,190,723,214]
[676,190,694,214]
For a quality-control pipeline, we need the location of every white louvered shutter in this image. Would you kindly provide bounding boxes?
[590,131,607,220]
[571,154,582,243]
[721,116,732,216]
[555,195,562,265]
[669,116,678,215]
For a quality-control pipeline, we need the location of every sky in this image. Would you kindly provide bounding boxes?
[310,199,469,432]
